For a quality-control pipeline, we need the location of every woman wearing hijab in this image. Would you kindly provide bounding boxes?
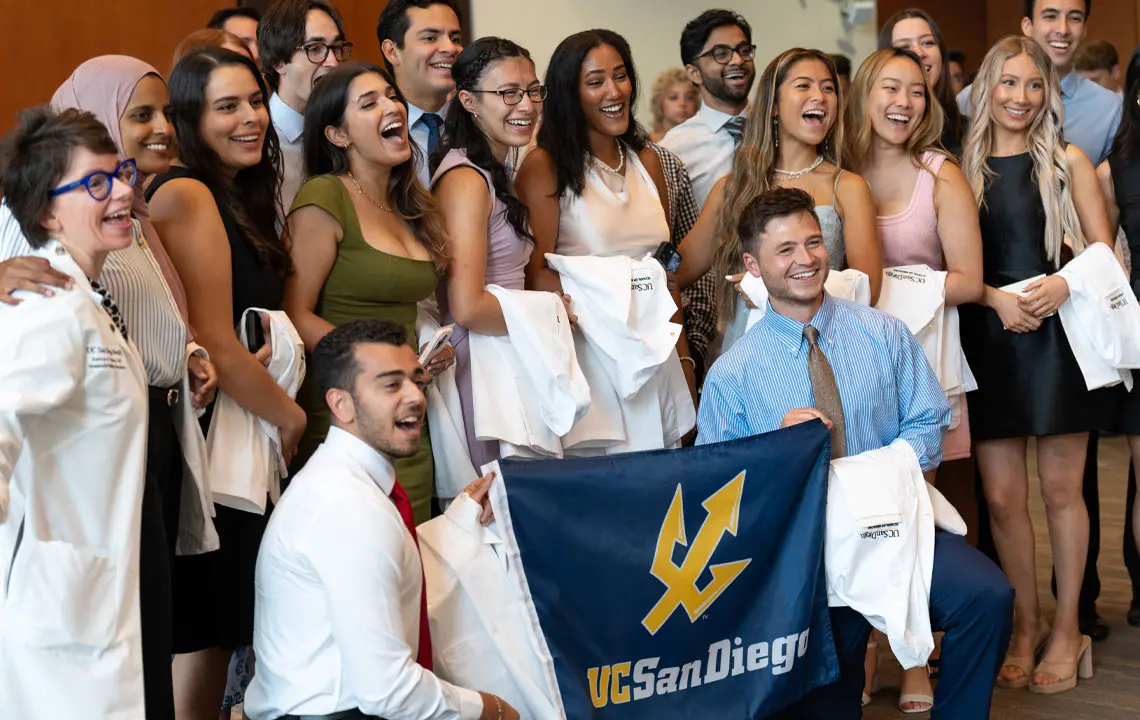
[0,55,219,719]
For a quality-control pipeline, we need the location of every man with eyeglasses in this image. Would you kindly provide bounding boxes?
[661,8,756,209]
[259,0,353,225]
[378,0,463,186]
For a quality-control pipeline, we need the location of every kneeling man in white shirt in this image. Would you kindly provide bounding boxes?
[245,318,518,720]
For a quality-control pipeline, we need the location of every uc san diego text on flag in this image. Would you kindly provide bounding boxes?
[490,421,840,719]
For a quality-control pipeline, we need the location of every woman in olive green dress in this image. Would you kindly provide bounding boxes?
[282,62,452,523]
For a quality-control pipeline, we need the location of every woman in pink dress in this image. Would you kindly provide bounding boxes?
[844,47,984,713]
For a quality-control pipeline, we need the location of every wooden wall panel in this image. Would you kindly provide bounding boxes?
[0,0,234,133]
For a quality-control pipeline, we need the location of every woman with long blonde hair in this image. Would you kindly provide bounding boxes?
[845,46,985,713]
[675,47,880,355]
[960,35,1117,695]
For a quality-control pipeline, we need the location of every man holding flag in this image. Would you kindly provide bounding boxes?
[697,188,1013,719]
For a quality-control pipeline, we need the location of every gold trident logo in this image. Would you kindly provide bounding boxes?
[642,471,752,635]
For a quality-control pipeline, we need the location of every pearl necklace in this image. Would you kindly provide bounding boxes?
[773,154,824,179]
[347,171,393,213]
[591,138,625,176]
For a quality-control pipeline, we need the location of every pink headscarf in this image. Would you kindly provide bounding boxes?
[51,55,190,325]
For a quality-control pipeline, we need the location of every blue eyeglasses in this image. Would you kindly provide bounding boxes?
[50,158,138,201]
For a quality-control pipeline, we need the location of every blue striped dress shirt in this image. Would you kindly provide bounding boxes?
[696,295,951,471]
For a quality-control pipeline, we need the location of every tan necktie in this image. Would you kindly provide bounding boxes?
[804,325,846,459]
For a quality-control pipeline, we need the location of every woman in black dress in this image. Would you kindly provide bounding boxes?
[961,36,1116,695]
[1097,45,1140,622]
[147,47,306,718]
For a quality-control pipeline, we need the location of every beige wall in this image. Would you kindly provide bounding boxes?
[469,0,878,121]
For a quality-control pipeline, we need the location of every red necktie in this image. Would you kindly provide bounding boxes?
[389,479,433,671]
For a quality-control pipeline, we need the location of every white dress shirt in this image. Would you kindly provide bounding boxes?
[660,102,746,208]
[270,93,305,228]
[408,100,450,188]
[245,426,483,720]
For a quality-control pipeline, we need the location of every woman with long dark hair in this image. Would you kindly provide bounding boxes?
[515,28,698,446]
[146,47,306,719]
[428,37,543,472]
[1098,45,1140,621]
[282,61,449,523]
[673,47,881,357]
[879,8,967,155]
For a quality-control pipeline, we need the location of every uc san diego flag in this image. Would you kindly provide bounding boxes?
[490,421,839,719]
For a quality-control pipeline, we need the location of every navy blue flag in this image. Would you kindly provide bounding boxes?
[493,421,839,719]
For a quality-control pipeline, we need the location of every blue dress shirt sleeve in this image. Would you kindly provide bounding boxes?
[891,327,952,472]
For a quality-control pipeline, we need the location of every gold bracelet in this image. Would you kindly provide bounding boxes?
[678,355,696,370]
[494,694,503,720]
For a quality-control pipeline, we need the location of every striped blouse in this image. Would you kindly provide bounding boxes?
[1,202,187,387]
[696,295,950,471]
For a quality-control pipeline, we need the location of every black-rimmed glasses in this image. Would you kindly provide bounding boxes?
[469,86,548,105]
[697,43,757,65]
[297,41,354,64]
[50,159,137,201]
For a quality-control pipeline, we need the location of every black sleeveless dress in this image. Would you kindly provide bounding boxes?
[959,153,1118,439]
[146,166,286,652]
[1110,153,1140,433]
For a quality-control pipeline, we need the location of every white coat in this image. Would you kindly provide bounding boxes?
[207,308,305,513]
[469,286,590,459]
[418,495,560,720]
[826,440,966,670]
[0,240,148,719]
[417,312,478,500]
[1057,242,1140,391]
[546,254,695,453]
[875,266,977,429]
[173,343,220,555]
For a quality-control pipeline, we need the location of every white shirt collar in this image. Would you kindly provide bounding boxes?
[35,238,99,300]
[323,425,397,496]
[270,93,305,144]
[408,99,450,128]
[695,101,748,133]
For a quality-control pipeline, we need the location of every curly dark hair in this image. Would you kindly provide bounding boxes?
[679,9,752,67]
[431,36,535,242]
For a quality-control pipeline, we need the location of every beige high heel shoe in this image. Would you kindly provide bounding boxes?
[1029,635,1093,695]
[996,625,1050,689]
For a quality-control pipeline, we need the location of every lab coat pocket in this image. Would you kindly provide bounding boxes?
[438,633,512,690]
[9,539,119,654]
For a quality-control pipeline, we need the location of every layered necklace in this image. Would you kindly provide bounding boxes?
[773,154,824,179]
[590,138,626,176]
[347,170,393,213]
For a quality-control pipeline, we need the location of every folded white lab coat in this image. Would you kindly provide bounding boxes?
[546,253,681,399]
[207,309,305,514]
[172,344,219,555]
[1057,242,1140,391]
[469,286,590,459]
[0,241,148,719]
[417,312,477,500]
[740,268,871,333]
[876,266,977,431]
[826,439,966,669]
[418,495,560,720]
[547,254,695,453]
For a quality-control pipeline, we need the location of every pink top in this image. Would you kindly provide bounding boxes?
[877,150,947,269]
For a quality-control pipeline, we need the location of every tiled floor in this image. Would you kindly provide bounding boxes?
[865,436,1140,719]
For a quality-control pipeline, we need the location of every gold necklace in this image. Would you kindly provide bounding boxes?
[347,171,393,213]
